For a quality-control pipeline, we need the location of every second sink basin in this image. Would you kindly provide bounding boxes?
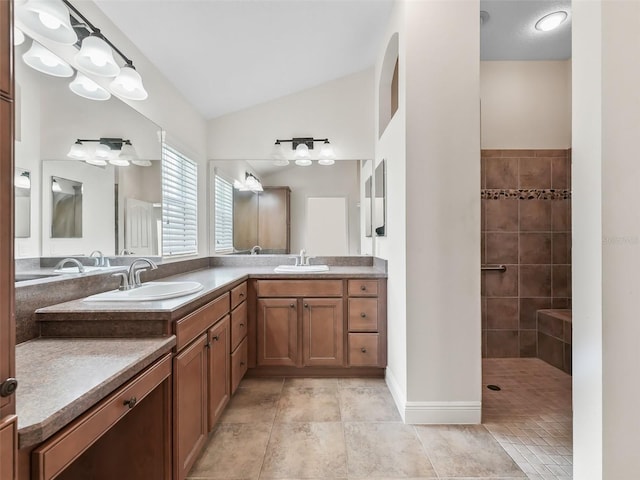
[274,265,330,273]
[83,281,204,302]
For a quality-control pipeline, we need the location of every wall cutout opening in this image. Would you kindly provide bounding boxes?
[378,32,399,138]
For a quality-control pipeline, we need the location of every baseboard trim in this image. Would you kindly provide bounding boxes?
[384,367,406,422]
[404,401,482,424]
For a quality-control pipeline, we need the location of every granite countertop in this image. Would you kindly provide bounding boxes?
[15,336,176,448]
[36,264,387,319]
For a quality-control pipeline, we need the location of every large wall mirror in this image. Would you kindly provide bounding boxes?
[14,44,163,259]
[212,160,365,256]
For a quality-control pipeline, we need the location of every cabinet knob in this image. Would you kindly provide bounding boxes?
[239,292,245,297]
[123,397,137,409]
[213,335,220,341]
[290,303,295,308]
[360,312,366,318]
[0,378,18,397]
[240,361,245,366]
[360,285,367,291]
[361,347,367,353]
[304,303,309,308]
[239,323,245,327]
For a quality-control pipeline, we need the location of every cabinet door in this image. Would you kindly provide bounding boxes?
[302,298,344,367]
[230,337,248,394]
[207,316,230,432]
[0,416,16,480]
[174,334,208,480]
[257,298,298,366]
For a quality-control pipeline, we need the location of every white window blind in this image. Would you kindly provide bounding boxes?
[214,175,234,253]
[162,145,198,256]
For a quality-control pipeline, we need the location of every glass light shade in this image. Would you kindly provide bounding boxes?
[119,142,138,161]
[15,172,30,189]
[273,159,290,167]
[86,158,107,166]
[294,158,312,167]
[69,72,111,101]
[23,41,73,77]
[132,159,152,167]
[294,143,310,159]
[109,157,130,167]
[318,141,336,161]
[318,158,335,166]
[18,0,77,45]
[67,141,88,160]
[535,11,568,31]
[110,66,148,100]
[14,27,25,46]
[270,142,286,160]
[94,143,111,160]
[75,34,120,77]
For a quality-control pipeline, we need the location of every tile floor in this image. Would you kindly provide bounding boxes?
[482,358,573,480]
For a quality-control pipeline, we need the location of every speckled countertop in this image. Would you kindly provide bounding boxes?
[36,265,387,320]
[16,336,176,448]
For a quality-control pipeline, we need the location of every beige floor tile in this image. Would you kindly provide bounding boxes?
[344,422,436,478]
[415,425,526,478]
[188,423,272,479]
[337,377,387,389]
[260,422,347,479]
[284,377,339,389]
[338,387,401,422]
[220,388,280,424]
[276,387,341,423]
[238,377,285,393]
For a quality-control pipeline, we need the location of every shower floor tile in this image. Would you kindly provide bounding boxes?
[483,358,573,480]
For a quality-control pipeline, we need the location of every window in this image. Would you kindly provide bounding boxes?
[162,145,197,256]
[214,175,233,253]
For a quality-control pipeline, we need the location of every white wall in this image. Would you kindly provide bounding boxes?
[261,161,360,255]
[207,69,374,161]
[481,61,571,149]
[377,0,481,423]
[573,1,640,478]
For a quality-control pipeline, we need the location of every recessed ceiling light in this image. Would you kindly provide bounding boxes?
[535,11,568,32]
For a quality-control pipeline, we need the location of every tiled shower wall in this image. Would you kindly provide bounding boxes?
[481,149,572,358]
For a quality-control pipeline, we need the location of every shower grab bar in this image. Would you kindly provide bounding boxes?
[481,264,506,272]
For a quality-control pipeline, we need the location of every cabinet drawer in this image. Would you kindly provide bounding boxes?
[230,282,247,310]
[348,298,378,332]
[348,334,380,367]
[176,293,230,350]
[33,354,172,480]
[348,279,379,297]
[231,301,247,351]
[231,337,248,394]
[256,280,343,297]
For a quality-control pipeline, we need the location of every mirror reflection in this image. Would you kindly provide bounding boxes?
[374,159,386,236]
[14,41,162,259]
[15,168,30,238]
[51,176,82,238]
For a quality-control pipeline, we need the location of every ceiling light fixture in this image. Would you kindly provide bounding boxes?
[22,40,73,77]
[66,138,146,167]
[17,0,78,45]
[535,11,568,32]
[273,137,336,167]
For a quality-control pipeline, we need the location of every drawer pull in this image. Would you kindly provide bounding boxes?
[123,397,137,409]
[290,303,295,308]
[213,335,220,341]
[239,323,245,327]
[360,285,367,291]
[361,347,367,353]
[239,292,245,297]
[304,303,309,308]
[240,361,245,366]
[0,377,18,397]
[360,312,366,318]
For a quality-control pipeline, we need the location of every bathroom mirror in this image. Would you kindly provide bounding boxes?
[374,159,386,236]
[51,176,83,238]
[212,160,363,255]
[14,43,162,259]
[365,174,373,238]
[15,168,31,238]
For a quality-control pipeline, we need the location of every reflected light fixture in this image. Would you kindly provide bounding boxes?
[66,138,147,167]
[235,172,263,192]
[273,137,336,167]
[75,31,120,77]
[535,11,568,31]
[69,71,111,101]
[15,171,31,189]
[14,27,26,46]
[17,0,78,45]
[22,40,73,77]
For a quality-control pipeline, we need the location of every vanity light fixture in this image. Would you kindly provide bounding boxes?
[22,40,73,77]
[272,137,336,167]
[66,138,148,167]
[234,172,264,192]
[535,11,568,32]
[75,31,120,77]
[17,0,78,45]
[69,71,111,100]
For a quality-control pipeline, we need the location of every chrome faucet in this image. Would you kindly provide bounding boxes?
[89,250,110,267]
[54,258,86,273]
[127,258,158,288]
[294,249,314,266]
[119,249,134,255]
[250,245,262,255]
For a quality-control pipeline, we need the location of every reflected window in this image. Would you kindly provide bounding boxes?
[214,175,233,253]
[162,145,197,256]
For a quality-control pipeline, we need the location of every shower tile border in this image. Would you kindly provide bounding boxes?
[481,189,571,200]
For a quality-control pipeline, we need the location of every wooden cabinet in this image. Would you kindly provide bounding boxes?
[230,283,248,393]
[0,1,15,477]
[302,299,343,367]
[230,337,248,393]
[347,280,386,367]
[173,334,208,480]
[257,298,298,366]
[207,316,230,431]
[257,187,290,253]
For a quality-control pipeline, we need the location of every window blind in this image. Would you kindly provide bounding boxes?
[162,145,198,256]
[214,175,233,253]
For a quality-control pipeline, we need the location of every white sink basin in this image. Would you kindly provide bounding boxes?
[54,265,125,274]
[83,281,204,302]
[274,265,330,273]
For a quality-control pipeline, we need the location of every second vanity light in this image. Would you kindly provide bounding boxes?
[67,138,150,167]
